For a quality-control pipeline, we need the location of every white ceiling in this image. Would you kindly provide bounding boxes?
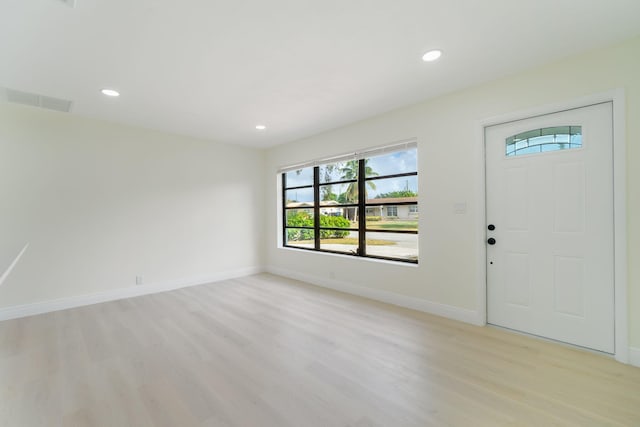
[2,0,639,148]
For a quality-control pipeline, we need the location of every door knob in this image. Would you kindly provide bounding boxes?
[488,224,495,230]
[487,238,496,245]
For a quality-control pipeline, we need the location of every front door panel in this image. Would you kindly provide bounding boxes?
[485,102,614,353]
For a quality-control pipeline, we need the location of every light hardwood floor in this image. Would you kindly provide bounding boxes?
[1,273,639,426]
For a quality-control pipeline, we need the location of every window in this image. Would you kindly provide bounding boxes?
[506,126,582,157]
[281,142,418,263]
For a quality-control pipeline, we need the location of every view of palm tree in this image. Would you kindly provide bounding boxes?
[336,160,378,220]
[338,160,378,202]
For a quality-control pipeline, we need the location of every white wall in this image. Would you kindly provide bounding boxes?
[265,36,640,347]
[0,103,265,310]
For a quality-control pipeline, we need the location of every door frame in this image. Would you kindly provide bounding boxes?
[475,89,628,363]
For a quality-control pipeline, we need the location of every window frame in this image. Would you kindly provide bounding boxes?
[281,146,418,264]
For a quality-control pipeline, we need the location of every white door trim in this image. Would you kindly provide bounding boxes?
[475,89,628,364]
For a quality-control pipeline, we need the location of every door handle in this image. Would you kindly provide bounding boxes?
[488,224,495,230]
[487,238,496,245]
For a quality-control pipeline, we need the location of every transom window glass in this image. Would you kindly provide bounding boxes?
[506,126,582,157]
[281,143,418,263]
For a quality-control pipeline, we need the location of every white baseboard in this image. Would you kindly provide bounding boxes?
[267,266,479,325]
[0,266,265,322]
[629,347,640,368]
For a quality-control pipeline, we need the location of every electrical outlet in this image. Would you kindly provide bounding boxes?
[136,276,143,285]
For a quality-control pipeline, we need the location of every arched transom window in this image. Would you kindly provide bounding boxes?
[506,126,582,157]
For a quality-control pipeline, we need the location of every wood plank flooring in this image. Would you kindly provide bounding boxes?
[1,273,639,426]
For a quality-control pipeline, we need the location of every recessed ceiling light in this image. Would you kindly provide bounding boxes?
[422,49,442,62]
[101,89,120,97]
[255,125,267,130]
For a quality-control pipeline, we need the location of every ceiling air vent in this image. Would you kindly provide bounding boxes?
[1,87,73,113]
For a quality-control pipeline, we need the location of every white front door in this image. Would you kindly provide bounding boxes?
[485,102,614,353]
